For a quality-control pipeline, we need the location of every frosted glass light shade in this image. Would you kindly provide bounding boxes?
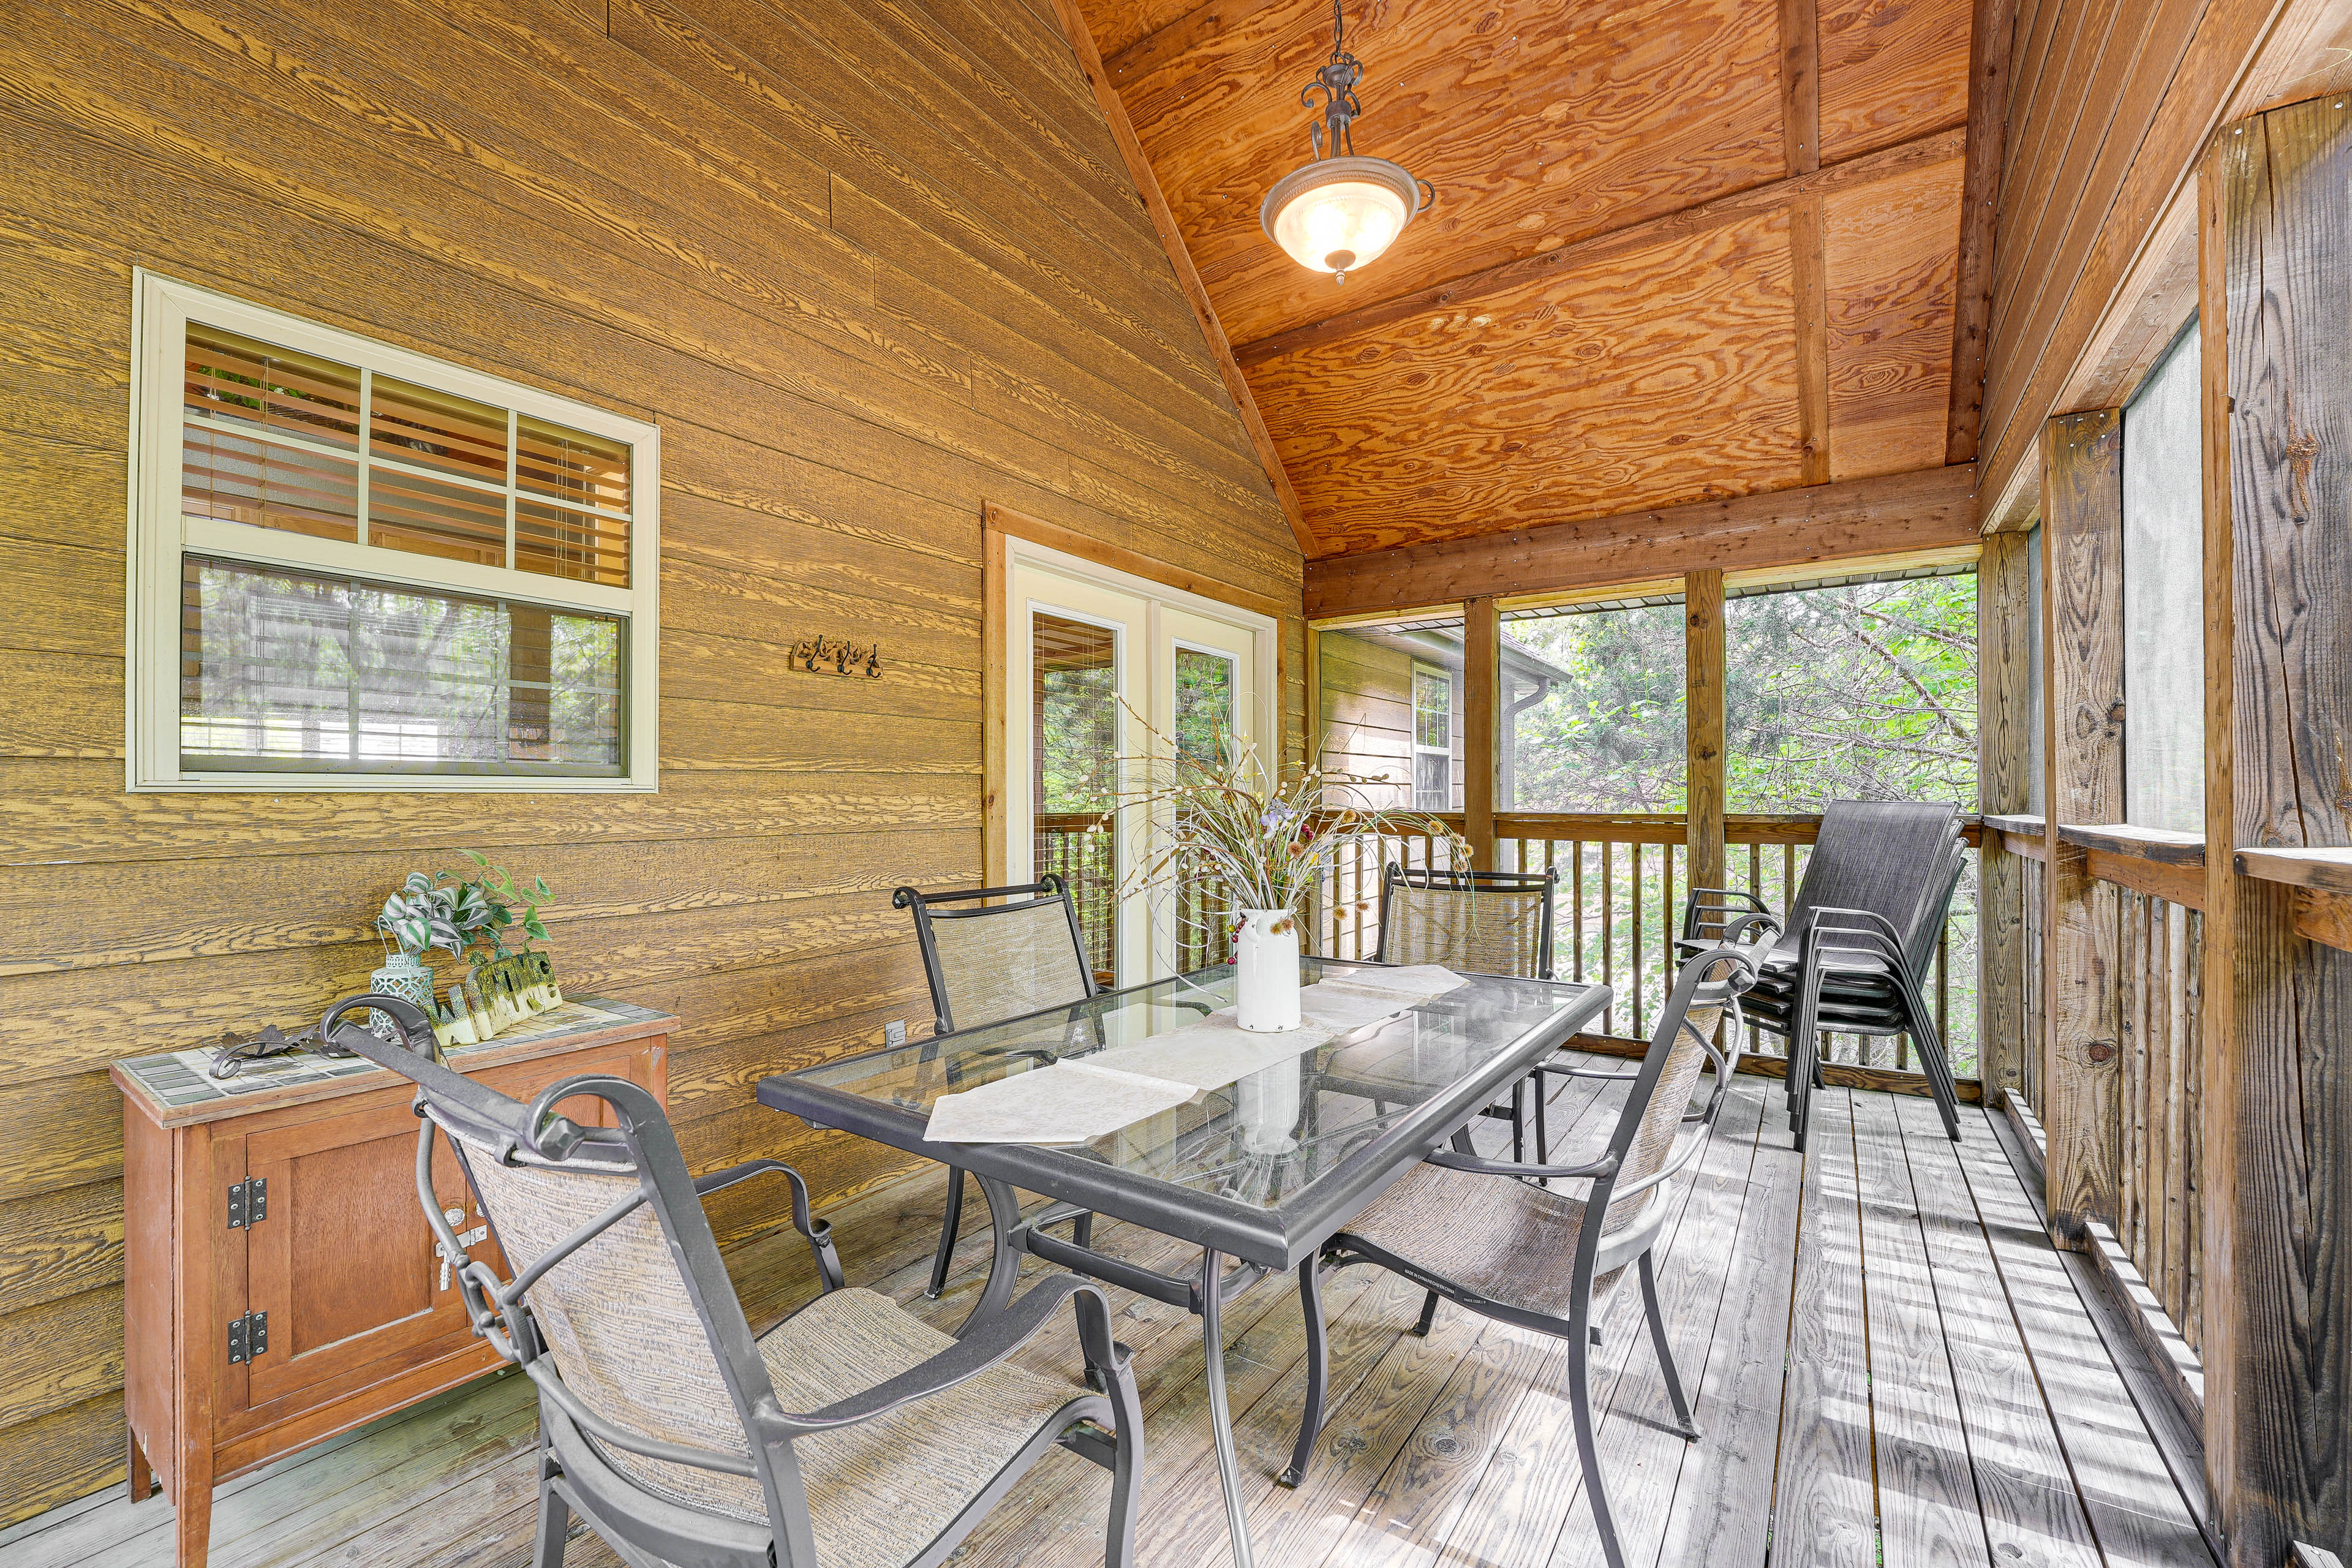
[1259,155,1423,276]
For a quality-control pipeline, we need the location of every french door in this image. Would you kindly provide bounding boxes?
[1004,548,1270,987]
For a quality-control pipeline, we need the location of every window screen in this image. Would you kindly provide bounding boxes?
[179,557,623,775]
[2120,320,2204,832]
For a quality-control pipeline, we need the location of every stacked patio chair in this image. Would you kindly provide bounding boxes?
[319,993,1142,1568]
[1373,863,1559,1160]
[1677,799,1967,1150]
[895,875,1098,1298]
[1321,944,1758,1568]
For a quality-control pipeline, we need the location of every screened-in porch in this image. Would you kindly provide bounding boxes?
[4,0,2351,1566]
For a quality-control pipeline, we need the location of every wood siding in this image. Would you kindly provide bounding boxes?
[0,0,1300,1525]
[1974,0,2352,529]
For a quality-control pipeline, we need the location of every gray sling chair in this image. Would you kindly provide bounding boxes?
[895,876,1098,1299]
[1370,863,1559,1160]
[1317,945,1758,1568]
[1676,799,1967,1151]
[317,993,1144,1568]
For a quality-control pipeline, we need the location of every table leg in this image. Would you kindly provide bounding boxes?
[1199,1248,1256,1568]
[959,1174,1027,1337]
[1278,1256,1327,1488]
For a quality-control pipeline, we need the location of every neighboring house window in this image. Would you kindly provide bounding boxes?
[1412,663,1452,809]
[129,273,659,790]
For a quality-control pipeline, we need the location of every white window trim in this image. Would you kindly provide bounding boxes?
[1411,660,1452,810]
[127,271,660,792]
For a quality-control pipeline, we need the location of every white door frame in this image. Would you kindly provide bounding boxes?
[986,532,1279,979]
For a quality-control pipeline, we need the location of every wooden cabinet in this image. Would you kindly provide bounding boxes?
[112,998,673,1568]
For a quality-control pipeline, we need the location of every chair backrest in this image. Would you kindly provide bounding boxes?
[895,875,1098,1035]
[317,997,813,1562]
[1593,947,1755,1240]
[1778,801,1962,959]
[1376,865,1557,979]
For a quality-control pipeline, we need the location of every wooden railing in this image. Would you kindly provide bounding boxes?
[1311,812,1979,1091]
[2116,883,2205,1354]
[1982,816,2207,1365]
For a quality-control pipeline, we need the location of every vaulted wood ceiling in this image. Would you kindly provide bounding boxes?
[1072,0,1980,559]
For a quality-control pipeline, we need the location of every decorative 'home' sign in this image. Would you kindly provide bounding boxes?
[794,635,882,677]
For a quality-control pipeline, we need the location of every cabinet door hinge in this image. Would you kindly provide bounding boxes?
[227,1311,268,1364]
[226,1177,268,1229]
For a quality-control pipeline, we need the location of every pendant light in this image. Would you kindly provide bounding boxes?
[1258,0,1431,283]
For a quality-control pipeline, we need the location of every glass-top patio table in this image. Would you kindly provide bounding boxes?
[758,957,1611,1568]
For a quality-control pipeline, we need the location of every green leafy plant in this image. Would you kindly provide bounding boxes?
[375,871,494,962]
[456,850,554,954]
[1107,704,1466,946]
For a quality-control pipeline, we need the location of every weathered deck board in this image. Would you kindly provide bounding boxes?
[1768,1087,1882,1566]
[1850,1091,1990,1568]
[1,1078,2218,1568]
[1922,1095,2212,1568]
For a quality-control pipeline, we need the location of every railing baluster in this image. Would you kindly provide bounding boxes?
[1572,841,1586,985]
[1601,840,1615,1036]
[1630,841,1645,1040]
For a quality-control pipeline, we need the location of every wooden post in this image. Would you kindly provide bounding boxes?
[1463,596,1499,868]
[2039,409,2125,1247]
[1685,569,1727,898]
[2200,100,2352,1567]
[1978,531,2035,1099]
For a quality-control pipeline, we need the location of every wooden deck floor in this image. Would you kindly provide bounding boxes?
[0,1067,2215,1568]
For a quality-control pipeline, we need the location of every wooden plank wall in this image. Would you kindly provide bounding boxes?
[2038,409,2125,1245]
[1973,0,2352,530]
[2201,95,2352,1566]
[0,0,1302,1524]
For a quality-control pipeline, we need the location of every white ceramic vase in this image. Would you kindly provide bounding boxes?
[1234,908,1302,1033]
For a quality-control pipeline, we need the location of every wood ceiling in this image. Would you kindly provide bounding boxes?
[1070,0,1981,559]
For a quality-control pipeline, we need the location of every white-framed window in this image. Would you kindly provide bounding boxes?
[127,272,659,791]
[1411,662,1452,810]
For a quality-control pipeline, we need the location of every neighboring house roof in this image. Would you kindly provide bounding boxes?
[1344,625,1576,693]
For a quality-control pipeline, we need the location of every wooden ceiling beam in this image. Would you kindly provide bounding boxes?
[1303,463,1980,619]
[1046,0,1321,558]
[1231,124,1966,369]
[1946,0,2016,464]
[1781,0,1830,487]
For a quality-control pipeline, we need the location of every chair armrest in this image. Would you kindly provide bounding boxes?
[1425,1147,1619,1183]
[693,1160,843,1292]
[1534,1061,1642,1083]
[1681,886,1772,941]
[775,1274,1121,1434]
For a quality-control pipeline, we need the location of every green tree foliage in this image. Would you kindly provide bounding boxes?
[1725,575,1978,812]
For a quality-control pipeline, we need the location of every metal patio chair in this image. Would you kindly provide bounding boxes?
[1678,799,1967,1150]
[1320,945,1757,1568]
[895,875,1098,1297]
[1373,862,1559,1159]
[320,993,1142,1568]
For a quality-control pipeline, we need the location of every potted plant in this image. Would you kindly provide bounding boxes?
[370,872,497,1028]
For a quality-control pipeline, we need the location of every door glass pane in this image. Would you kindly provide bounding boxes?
[1173,646,1235,763]
[1032,612,1117,983]
[1170,646,1238,973]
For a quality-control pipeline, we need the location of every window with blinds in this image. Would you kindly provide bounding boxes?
[131,273,658,790]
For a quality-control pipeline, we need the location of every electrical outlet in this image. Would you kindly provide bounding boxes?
[884,1020,908,1047]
